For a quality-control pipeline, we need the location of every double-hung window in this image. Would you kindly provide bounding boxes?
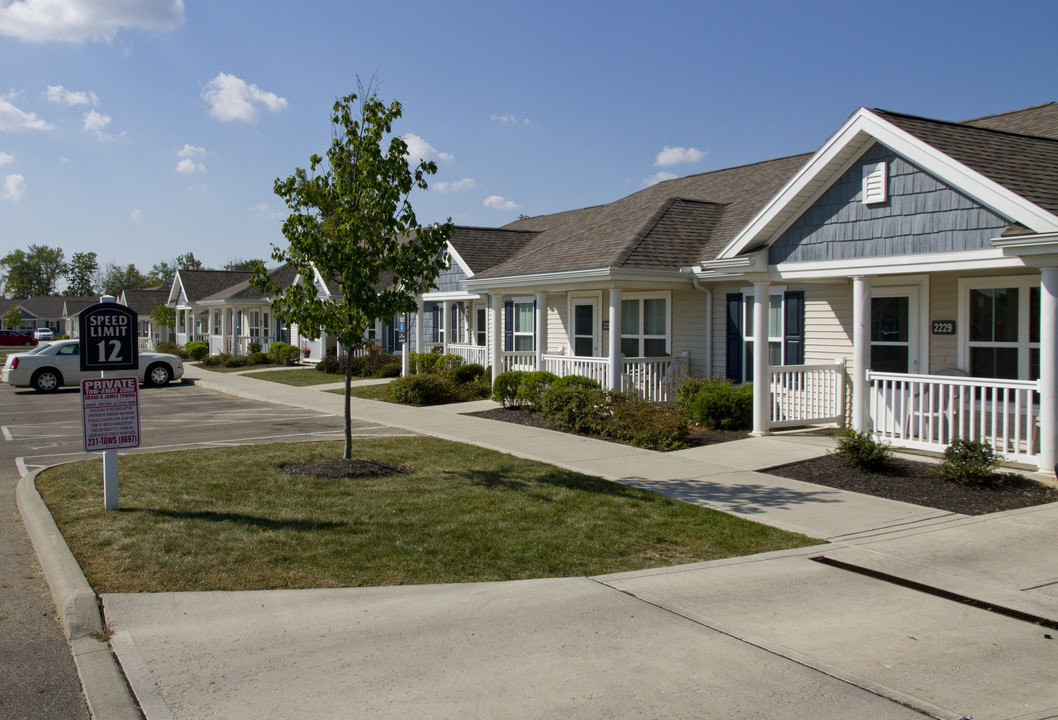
[725,290,804,383]
[621,293,669,357]
[960,276,1040,381]
[503,298,535,352]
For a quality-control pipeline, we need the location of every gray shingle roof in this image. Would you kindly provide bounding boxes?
[962,102,1058,140]
[448,226,538,275]
[875,108,1058,216]
[471,153,812,278]
[176,269,254,303]
[119,289,169,315]
[208,265,297,302]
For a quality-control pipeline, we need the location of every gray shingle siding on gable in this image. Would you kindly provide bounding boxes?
[433,258,468,293]
[769,143,1011,264]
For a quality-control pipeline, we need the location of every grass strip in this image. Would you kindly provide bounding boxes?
[37,438,819,593]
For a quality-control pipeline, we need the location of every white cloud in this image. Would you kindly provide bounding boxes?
[248,202,282,220]
[175,143,205,173]
[130,208,143,222]
[2,173,26,201]
[0,151,13,165]
[433,178,476,193]
[403,133,453,166]
[202,72,287,123]
[0,97,54,131]
[654,146,706,167]
[642,171,678,187]
[45,85,98,106]
[82,108,121,140]
[484,195,521,211]
[0,0,185,43]
[491,113,530,125]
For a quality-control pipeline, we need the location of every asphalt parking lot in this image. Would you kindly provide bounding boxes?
[0,376,413,720]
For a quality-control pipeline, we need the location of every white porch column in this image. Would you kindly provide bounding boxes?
[441,300,451,355]
[535,292,546,372]
[220,308,229,354]
[1038,266,1058,474]
[608,289,622,391]
[751,281,770,436]
[851,275,871,433]
[490,294,503,383]
[415,300,425,356]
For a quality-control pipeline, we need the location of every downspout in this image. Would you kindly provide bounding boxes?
[687,270,712,378]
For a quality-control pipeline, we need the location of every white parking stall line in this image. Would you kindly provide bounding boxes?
[1,426,11,441]
[15,457,29,477]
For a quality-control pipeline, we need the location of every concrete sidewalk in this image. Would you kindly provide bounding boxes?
[21,367,1058,719]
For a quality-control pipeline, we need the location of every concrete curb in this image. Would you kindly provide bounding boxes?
[17,468,143,720]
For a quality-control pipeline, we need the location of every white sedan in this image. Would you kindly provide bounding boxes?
[2,339,184,392]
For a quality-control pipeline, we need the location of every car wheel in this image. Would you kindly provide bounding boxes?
[23,340,33,346]
[145,363,172,387]
[31,368,62,392]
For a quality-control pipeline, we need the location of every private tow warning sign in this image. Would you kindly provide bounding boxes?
[82,377,141,452]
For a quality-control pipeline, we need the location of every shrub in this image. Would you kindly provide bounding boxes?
[939,438,1002,484]
[156,341,187,359]
[831,429,892,470]
[409,352,441,374]
[387,374,457,406]
[247,351,270,365]
[247,340,262,355]
[605,398,689,451]
[375,362,402,378]
[268,341,302,366]
[550,374,600,392]
[434,353,465,375]
[453,363,486,384]
[539,385,612,435]
[515,370,559,410]
[185,340,209,361]
[688,378,753,430]
[675,375,710,410]
[492,370,526,407]
[315,353,344,374]
[200,352,230,367]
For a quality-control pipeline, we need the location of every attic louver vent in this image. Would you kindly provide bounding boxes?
[862,161,888,204]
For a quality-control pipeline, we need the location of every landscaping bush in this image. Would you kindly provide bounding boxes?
[349,350,401,377]
[675,375,710,410]
[434,353,465,375]
[492,370,526,407]
[247,341,262,355]
[315,353,344,374]
[409,352,441,374]
[268,341,302,366]
[376,362,402,378]
[539,385,612,435]
[831,428,892,470]
[688,378,753,430]
[604,397,689,451]
[515,370,559,410]
[156,341,187,359]
[387,374,457,406]
[200,352,231,367]
[453,363,486,384]
[185,340,209,361]
[939,437,1002,484]
[550,374,600,392]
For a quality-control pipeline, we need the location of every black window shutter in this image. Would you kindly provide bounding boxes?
[725,293,743,382]
[783,291,804,365]
[504,301,514,352]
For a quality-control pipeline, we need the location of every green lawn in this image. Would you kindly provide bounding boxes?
[37,438,819,593]
[241,368,348,386]
[327,383,392,400]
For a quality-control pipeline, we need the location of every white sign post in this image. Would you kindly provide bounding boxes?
[82,376,140,510]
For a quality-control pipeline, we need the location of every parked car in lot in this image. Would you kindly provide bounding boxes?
[2,339,184,392]
[0,330,37,347]
[33,328,54,341]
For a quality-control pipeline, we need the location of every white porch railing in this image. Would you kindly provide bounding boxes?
[448,343,489,367]
[502,351,537,372]
[769,361,847,429]
[869,372,1040,465]
[543,355,609,387]
[621,356,683,403]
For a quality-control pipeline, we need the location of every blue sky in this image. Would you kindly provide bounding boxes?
[1,0,1056,280]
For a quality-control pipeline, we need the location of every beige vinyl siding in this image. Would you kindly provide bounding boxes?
[928,273,959,372]
[546,293,566,354]
[672,288,709,376]
[804,282,852,367]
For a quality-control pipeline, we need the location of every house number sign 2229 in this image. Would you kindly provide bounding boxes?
[931,320,956,335]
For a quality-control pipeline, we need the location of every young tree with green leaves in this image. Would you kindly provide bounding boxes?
[1,244,66,296]
[3,304,23,330]
[253,85,453,459]
[99,262,150,297]
[65,251,99,295]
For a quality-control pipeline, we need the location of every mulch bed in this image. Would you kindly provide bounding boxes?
[767,454,1058,515]
[281,459,407,480]
[466,406,1058,516]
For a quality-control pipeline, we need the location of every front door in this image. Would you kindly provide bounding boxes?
[571,298,598,357]
[870,287,920,373]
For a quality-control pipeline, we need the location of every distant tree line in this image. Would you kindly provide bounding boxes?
[0,245,264,298]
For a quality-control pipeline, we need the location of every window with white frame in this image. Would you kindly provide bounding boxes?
[961,276,1040,381]
[725,289,804,383]
[743,292,784,377]
[512,299,534,352]
[621,293,669,357]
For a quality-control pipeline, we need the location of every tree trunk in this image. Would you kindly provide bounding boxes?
[343,348,353,459]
